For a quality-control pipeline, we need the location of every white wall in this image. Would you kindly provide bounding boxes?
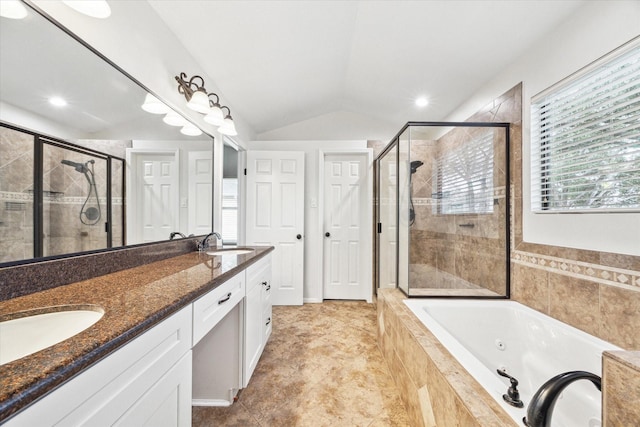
[248,140,369,302]
[444,0,640,256]
[31,0,254,149]
[256,110,399,142]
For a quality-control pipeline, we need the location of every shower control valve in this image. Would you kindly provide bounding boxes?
[497,368,524,408]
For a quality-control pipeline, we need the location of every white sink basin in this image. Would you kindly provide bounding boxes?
[0,306,104,365]
[206,247,255,256]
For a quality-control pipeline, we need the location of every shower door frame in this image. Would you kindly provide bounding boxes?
[1,122,126,263]
[374,121,511,299]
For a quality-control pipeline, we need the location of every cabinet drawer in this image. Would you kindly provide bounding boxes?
[193,271,245,345]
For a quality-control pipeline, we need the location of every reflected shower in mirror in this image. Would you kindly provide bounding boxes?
[0,3,214,265]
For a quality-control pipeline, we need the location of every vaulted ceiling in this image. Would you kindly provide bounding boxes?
[148,0,586,140]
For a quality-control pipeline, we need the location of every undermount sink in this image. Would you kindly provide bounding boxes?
[205,247,255,256]
[0,306,104,366]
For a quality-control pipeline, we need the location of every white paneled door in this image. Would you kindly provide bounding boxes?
[323,154,370,300]
[246,151,305,306]
[131,152,179,244]
[188,151,213,236]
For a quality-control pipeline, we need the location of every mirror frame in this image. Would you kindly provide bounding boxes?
[0,2,215,268]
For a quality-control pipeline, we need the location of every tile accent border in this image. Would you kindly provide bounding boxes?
[513,250,640,291]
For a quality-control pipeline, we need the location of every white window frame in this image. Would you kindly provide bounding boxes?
[524,37,640,256]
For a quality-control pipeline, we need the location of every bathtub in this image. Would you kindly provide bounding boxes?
[403,299,622,427]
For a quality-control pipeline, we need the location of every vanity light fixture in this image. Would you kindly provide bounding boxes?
[62,0,111,19]
[175,72,237,135]
[141,93,170,114]
[180,123,203,137]
[162,110,188,127]
[218,106,238,136]
[0,0,28,19]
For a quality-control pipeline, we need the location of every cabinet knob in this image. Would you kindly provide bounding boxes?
[325,232,330,237]
[296,234,302,240]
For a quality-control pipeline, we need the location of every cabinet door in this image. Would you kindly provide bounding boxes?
[243,281,263,387]
[115,352,192,426]
[6,307,192,427]
[261,273,272,343]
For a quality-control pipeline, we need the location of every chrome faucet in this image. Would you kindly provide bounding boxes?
[169,231,186,240]
[523,371,601,427]
[197,232,222,251]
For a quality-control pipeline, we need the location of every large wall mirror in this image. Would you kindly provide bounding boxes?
[0,4,213,265]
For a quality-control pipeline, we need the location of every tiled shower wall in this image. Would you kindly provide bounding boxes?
[408,126,508,295]
[0,127,34,262]
[497,84,640,351]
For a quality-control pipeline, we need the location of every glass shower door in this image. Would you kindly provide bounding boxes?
[377,140,399,291]
[43,142,107,257]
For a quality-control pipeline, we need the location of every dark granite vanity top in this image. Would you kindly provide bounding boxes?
[0,246,273,422]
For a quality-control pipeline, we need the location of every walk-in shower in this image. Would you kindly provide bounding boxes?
[375,122,510,298]
[61,159,102,225]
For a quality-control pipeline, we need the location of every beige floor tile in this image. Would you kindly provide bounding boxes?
[193,301,410,426]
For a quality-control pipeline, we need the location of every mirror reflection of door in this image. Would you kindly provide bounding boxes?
[222,139,239,245]
[128,150,179,244]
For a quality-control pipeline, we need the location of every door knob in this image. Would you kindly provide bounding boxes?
[325,232,330,237]
[296,234,302,240]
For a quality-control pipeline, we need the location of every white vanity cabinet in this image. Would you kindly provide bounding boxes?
[243,254,272,387]
[6,306,193,427]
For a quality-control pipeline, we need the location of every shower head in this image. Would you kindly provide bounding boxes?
[61,159,88,174]
[410,160,424,174]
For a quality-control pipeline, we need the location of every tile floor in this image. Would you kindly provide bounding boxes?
[192,301,411,426]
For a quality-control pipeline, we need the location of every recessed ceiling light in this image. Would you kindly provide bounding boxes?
[62,1,111,19]
[415,97,429,108]
[0,0,28,19]
[49,97,68,107]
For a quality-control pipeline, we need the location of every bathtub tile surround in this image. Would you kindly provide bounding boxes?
[378,289,516,427]
[603,351,640,426]
[194,301,410,426]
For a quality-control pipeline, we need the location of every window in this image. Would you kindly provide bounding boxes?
[221,178,238,245]
[531,43,640,212]
[434,130,494,215]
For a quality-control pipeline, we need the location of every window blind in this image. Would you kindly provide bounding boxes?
[434,131,494,215]
[531,43,640,212]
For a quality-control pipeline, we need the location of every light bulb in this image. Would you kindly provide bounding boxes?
[186,90,210,114]
[204,105,224,126]
[180,123,202,136]
[163,111,188,127]
[141,93,169,114]
[0,0,28,19]
[218,117,237,136]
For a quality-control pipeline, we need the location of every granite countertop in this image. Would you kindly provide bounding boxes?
[0,246,273,422]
